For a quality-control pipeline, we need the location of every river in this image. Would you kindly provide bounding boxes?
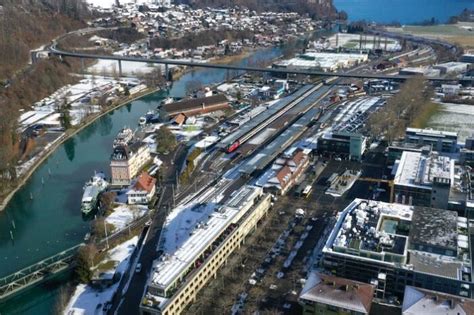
[0,46,283,314]
[334,0,474,24]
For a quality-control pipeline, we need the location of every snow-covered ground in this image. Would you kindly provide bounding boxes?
[89,59,163,76]
[64,236,139,315]
[426,102,474,143]
[19,76,129,129]
[106,204,148,230]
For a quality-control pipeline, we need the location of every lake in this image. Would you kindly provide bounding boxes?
[334,0,474,24]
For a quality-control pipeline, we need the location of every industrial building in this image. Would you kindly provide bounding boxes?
[405,127,458,153]
[322,199,472,300]
[433,62,470,75]
[299,272,375,315]
[110,142,152,186]
[140,185,272,315]
[162,94,229,117]
[273,52,368,72]
[317,132,367,161]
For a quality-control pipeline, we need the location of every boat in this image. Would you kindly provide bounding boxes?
[113,127,134,148]
[139,110,160,126]
[157,97,174,109]
[81,172,109,215]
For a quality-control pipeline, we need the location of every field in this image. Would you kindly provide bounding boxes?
[387,22,474,48]
[426,102,474,142]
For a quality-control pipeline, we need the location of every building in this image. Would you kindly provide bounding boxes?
[393,151,469,213]
[404,128,458,153]
[273,52,368,72]
[460,54,474,64]
[322,199,472,300]
[460,135,474,166]
[299,272,375,315]
[127,172,157,205]
[402,286,474,315]
[265,149,310,195]
[393,151,453,209]
[140,186,272,315]
[110,142,152,186]
[433,62,470,75]
[162,94,229,117]
[317,132,367,161]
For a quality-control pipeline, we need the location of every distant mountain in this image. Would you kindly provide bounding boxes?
[175,0,338,19]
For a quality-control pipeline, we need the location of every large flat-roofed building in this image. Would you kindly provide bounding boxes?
[299,272,375,315]
[402,286,474,315]
[322,199,472,300]
[405,128,458,153]
[110,142,152,186]
[140,185,272,315]
[162,94,229,117]
[273,52,368,72]
[393,151,454,209]
[317,132,367,161]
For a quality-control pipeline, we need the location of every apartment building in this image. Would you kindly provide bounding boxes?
[140,186,272,315]
[110,142,152,186]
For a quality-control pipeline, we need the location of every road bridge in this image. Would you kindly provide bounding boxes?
[47,47,466,82]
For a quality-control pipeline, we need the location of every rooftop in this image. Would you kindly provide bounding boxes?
[394,152,454,189]
[406,127,458,138]
[147,185,263,303]
[300,272,375,314]
[409,206,458,252]
[402,286,474,315]
[219,85,313,148]
[163,94,228,115]
[324,199,471,280]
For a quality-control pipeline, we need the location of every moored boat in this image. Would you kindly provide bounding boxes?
[81,172,109,215]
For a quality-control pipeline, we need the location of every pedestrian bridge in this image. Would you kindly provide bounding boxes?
[0,244,82,301]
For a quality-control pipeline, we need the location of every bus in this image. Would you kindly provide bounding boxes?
[302,185,313,198]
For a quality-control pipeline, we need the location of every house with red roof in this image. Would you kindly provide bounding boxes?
[266,149,310,195]
[127,171,157,205]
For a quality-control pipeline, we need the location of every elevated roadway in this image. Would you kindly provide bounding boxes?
[47,46,466,82]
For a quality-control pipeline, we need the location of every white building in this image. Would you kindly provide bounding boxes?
[127,171,156,205]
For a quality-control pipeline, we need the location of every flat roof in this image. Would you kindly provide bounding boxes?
[149,185,262,292]
[219,85,314,148]
[394,152,453,189]
[324,199,471,280]
[406,127,458,138]
[409,206,458,251]
[239,107,320,175]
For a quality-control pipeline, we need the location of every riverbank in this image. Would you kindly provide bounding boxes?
[0,86,159,212]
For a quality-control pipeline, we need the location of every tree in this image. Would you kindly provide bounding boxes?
[156,126,177,154]
[99,191,116,213]
[140,68,165,88]
[74,244,96,284]
[92,217,115,239]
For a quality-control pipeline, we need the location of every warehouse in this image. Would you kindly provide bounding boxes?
[163,94,229,117]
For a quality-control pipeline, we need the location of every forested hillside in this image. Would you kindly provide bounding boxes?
[0,0,89,193]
